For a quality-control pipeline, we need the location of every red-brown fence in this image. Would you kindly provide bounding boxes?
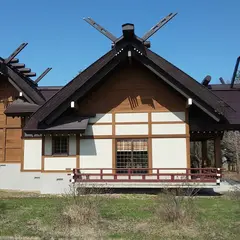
[69,168,223,185]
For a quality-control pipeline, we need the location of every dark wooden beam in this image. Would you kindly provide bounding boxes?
[122,23,135,39]
[11,63,25,68]
[6,66,44,104]
[230,56,240,88]
[4,43,28,64]
[83,17,117,42]
[214,136,222,168]
[137,53,221,122]
[9,58,19,63]
[7,78,33,103]
[142,13,177,41]
[219,77,226,84]
[45,52,124,125]
[201,75,211,86]
[201,140,208,167]
[34,68,52,84]
[24,72,36,77]
[18,68,31,73]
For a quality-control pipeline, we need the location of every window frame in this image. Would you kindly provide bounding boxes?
[52,135,69,156]
[115,138,149,174]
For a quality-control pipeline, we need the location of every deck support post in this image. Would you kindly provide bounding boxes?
[201,140,208,167]
[214,136,222,168]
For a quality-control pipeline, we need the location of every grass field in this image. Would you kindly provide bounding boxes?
[0,190,239,240]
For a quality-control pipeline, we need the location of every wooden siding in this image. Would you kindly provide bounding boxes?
[77,62,186,115]
[0,77,22,162]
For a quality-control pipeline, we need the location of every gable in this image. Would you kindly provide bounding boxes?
[77,61,186,115]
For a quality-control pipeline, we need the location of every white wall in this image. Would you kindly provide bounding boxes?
[44,157,76,171]
[115,124,148,135]
[80,139,112,174]
[85,125,112,135]
[115,113,148,122]
[152,123,186,135]
[152,112,185,122]
[0,163,72,194]
[89,113,112,123]
[23,139,42,170]
[152,138,187,173]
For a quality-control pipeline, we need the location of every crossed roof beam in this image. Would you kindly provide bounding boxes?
[3,43,52,84]
[83,12,177,48]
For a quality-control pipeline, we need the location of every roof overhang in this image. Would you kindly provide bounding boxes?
[24,117,89,134]
[4,99,39,116]
[140,61,221,122]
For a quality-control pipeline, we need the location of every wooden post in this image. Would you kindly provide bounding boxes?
[214,136,222,168]
[201,140,208,167]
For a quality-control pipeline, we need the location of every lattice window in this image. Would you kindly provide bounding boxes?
[116,139,148,174]
[52,136,68,155]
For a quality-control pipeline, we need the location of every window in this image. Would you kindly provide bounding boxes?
[52,136,68,155]
[116,139,148,174]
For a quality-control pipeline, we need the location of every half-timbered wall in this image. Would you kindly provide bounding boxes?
[0,78,22,163]
[20,62,190,172]
[76,62,190,171]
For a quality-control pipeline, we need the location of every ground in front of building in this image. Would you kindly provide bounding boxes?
[0,190,239,240]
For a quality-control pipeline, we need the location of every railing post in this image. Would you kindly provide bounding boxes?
[100,169,103,180]
[186,168,189,181]
[216,168,221,185]
[157,169,159,180]
[128,169,131,180]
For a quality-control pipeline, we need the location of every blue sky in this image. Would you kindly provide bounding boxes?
[1,0,239,86]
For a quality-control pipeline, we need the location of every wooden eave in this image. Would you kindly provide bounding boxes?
[0,58,45,105]
[24,40,233,133]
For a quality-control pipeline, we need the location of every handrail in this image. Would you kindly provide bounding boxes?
[69,168,223,185]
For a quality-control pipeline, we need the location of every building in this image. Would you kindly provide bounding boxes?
[0,17,239,194]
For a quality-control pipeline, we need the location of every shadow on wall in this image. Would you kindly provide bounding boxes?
[173,111,185,121]
[77,61,187,119]
[80,138,97,156]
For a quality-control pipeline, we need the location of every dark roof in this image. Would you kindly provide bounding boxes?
[38,86,62,100]
[4,98,39,116]
[210,84,240,125]
[25,49,117,131]
[145,49,234,115]
[26,116,89,133]
[24,33,236,132]
[0,58,45,104]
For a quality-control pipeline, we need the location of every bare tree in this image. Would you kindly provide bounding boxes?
[222,131,240,173]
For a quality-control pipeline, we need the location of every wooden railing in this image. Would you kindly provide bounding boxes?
[69,168,223,185]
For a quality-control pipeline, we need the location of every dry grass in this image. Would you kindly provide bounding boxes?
[0,188,239,239]
[223,171,240,200]
[224,171,240,182]
[156,189,197,223]
[0,190,41,199]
